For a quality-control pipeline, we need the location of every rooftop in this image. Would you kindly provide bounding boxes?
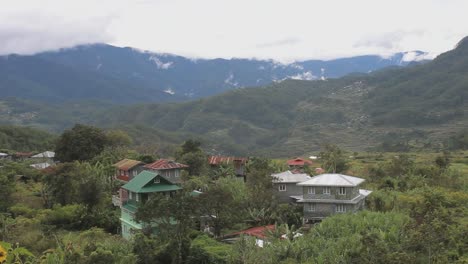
[229,225,275,239]
[208,156,248,165]
[287,157,313,166]
[272,170,311,183]
[114,158,144,170]
[144,159,189,170]
[122,170,182,193]
[31,151,55,158]
[297,173,365,187]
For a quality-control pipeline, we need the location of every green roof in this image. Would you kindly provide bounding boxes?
[140,184,182,193]
[122,170,181,193]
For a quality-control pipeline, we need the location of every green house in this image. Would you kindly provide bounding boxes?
[119,170,182,239]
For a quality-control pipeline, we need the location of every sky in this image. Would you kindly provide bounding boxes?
[1,0,468,62]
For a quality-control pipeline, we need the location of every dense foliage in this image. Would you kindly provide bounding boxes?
[0,125,56,152]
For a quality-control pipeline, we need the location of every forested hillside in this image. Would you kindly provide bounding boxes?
[1,39,467,156]
[0,125,56,152]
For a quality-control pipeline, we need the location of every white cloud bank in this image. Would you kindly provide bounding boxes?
[1,0,468,61]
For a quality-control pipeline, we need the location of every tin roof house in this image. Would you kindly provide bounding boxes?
[113,159,146,182]
[296,173,372,223]
[272,171,311,203]
[119,170,182,239]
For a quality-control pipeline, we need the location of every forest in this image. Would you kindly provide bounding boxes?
[0,124,467,263]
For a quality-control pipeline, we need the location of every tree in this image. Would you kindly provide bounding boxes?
[105,129,133,148]
[136,190,197,263]
[42,162,107,210]
[319,144,349,173]
[55,124,108,162]
[176,140,207,176]
[245,157,276,210]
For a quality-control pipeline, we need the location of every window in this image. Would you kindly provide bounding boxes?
[136,193,139,202]
[279,184,286,192]
[308,203,316,212]
[308,187,315,194]
[338,187,346,195]
[323,187,331,195]
[132,170,137,176]
[154,178,160,183]
[129,192,133,200]
[336,204,346,213]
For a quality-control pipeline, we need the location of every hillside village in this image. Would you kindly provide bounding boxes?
[0,122,466,263]
[111,156,372,241]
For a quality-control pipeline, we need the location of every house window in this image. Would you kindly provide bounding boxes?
[336,204,346,213]
[132,170,137,176]
[136,193,139,202]
[308,203,316,212]
[308,187,315,194]
[338,187,346,195]
[129,192,133,200]
[154,178,160,184]
[323,187,331,195]
[279,184,286,192]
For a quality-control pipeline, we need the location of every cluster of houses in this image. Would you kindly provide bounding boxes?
[0,151,56,169]
[112,156,372,240]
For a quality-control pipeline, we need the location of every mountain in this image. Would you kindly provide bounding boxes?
[0,43,428,104]
[36,44,429,99]
[80,39,462,156]
[0,54,179,103]
[3,39,466,156]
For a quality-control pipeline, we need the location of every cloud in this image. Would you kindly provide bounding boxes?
[257,37,302,48]
[148,55,174,69]
[0,12,114,55]
[354,30,425,50]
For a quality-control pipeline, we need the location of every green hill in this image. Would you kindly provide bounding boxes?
[1,38,467,156]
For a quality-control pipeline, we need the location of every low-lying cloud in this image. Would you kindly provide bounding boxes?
[0,12,114,55]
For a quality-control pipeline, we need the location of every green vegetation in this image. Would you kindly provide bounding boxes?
[0,125,467,263]
[0,125,56,152]
[2,38,467,156]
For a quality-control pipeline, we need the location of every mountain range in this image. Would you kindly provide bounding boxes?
[0,43,429,103]
[1,38,466,156]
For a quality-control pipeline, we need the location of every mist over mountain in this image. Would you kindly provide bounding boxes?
[0,43,429,103]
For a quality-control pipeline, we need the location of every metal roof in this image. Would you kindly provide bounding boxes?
[122,170,182,193]
[208,156,248,165]
[144,159,189,170]
[31,151,55,158]
[272,170,311,183]
[30,162,52,169]
[114,159,144,170]
[287,157,313,166]
[297,173,365,187]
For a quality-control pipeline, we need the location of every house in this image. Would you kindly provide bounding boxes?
[208,156,248,180]
[13,152,33,161]
[31,151,55,159]
[144,159,188,183]
[297,173,372,223]
[113,159,146,182]
[223,225,275,248]
[119,170,182,239]
[272,171,311,203]
[287,157,313,172]
[30,162,53,170]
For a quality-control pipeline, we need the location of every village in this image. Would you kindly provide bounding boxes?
[109,154,372,244]
[1,148,372,246]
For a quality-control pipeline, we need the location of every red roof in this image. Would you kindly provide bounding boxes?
[287,157,313,166]
[144,159,189,170]
[15,152,33,157]
[230,225,275,239]
[208,156,248,165]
